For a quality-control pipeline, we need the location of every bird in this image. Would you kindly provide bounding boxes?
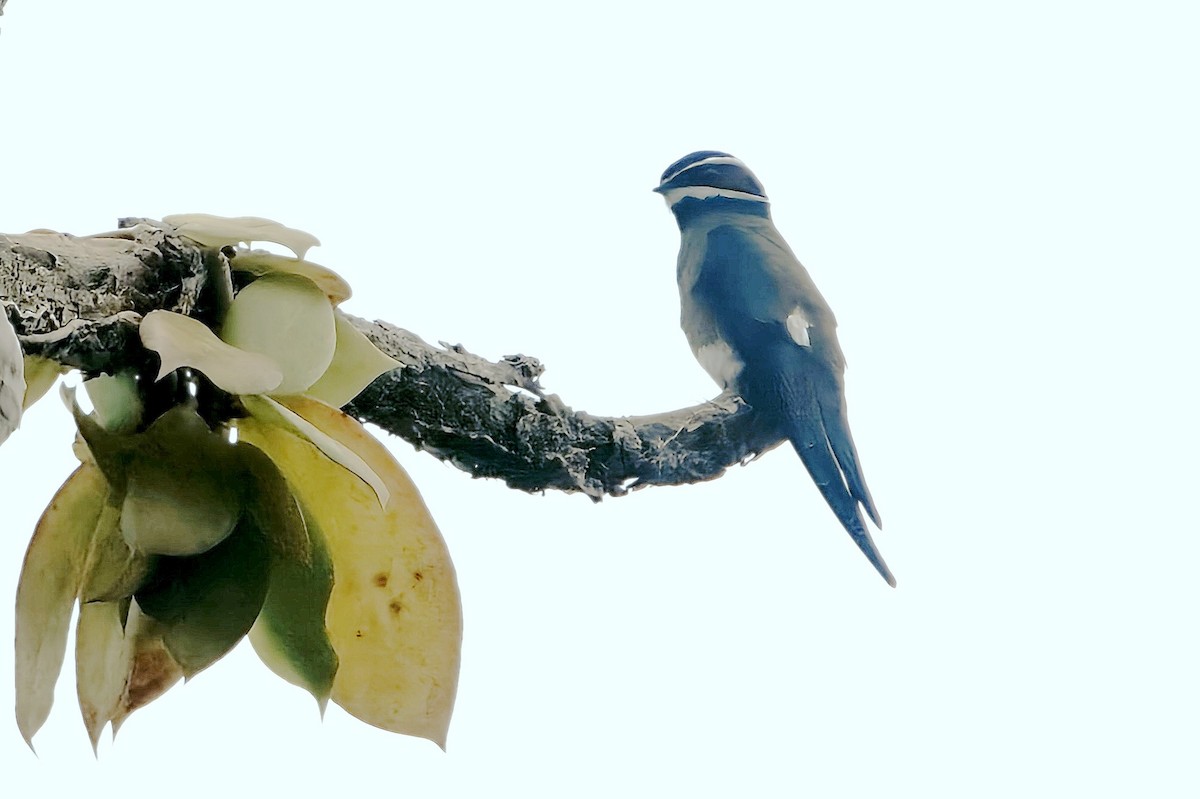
[655,151,894,586]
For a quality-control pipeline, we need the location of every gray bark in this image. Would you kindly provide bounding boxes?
[1,219,781,499]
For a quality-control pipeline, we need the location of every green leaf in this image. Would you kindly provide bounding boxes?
[305,311,401,408]
[249,503,338,710]
[228,250,352,304]
[67,392,245,557]
[118,408,243,555]
[83,371,144,433]
[15,463,108,747]
[239,443,337,706]
[221,274,337,396]
[238,441,311,564]
[134,514,270,678]
[163,213,320,259]
[139,310,283,395]
[62,384,136,492]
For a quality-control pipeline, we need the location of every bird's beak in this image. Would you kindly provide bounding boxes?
[651,185,665,194]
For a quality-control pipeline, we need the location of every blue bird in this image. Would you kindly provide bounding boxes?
[656,151,894,586]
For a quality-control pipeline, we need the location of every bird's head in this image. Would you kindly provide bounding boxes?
[654,151,770,223]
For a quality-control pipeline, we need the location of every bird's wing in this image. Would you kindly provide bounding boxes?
[694,225,890,583]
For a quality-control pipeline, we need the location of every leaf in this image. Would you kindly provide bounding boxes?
[243,394,388,508]
[134,515,271,678]
[221,274,337,395]
[62,384,136,492]
[140,310,284,395]
[15,463,108,747]
[305,311,401,408]
[1,310,24,446]
[236,396,462,747]
[229,250,352,304]
[238,441,311,565]
[119,407,243,556]
[22,355,63,410]
[75,600,135,750]
[163,213,320,259]
[241,441,338,706]
[84,371,143,433]
[75,599,184,741]
[79,500,154,603]
[249,503,338,710]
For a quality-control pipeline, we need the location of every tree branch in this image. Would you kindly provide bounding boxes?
[2,219,782,498]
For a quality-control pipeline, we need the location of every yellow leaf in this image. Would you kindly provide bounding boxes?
[140,310,283,394]
[21,355,63,410]
[305,311,400,408]
[163,213,320,259]
[79,500,154,603]
[236,397,462,747]
[15,463,108,747]
[221,274,336,396]
[243,394,388,507]
[229,250,352,304]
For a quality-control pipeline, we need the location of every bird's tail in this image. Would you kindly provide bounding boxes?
[815,378,883,529]
[787,410,894,587]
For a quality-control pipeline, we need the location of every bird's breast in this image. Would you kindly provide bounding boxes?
[692,339,743,390]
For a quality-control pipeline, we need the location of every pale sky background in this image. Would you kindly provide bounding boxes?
[2,1,1198,796]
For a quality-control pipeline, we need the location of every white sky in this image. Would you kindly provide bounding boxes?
[2,1,1199,796]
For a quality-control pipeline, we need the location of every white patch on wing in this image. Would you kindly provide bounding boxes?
[694,340,743,389]
[662,185,769,207]
[786,308,812,348]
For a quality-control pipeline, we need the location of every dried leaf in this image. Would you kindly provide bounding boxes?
[77,600,184,739]
[305,311,401,408]
[236,397,462,747]
[134,515,270,678]
[221,274,337,395]
[75,600,135,750]
[140,310,283,395]
[15,463,108,746]
[229,250,352,304]
[163,213,320,259]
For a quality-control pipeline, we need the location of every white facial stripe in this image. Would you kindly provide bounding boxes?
[661,155,747,184]
[662,185,769,206]
[786,309,812,348]
[695,340,743,389]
